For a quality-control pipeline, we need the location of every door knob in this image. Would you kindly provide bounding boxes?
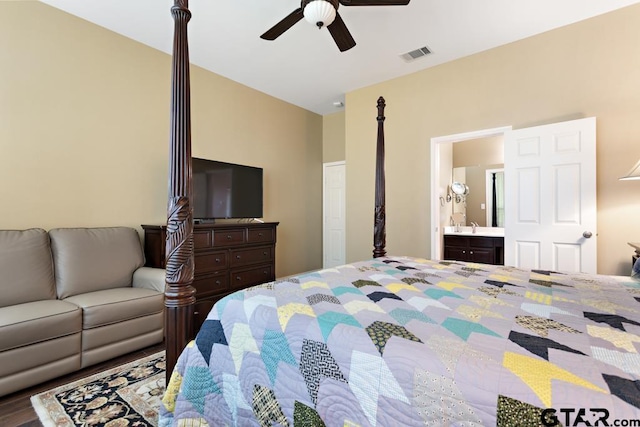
[583,231,593,239]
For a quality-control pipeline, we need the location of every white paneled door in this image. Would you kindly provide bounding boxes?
[504,117,597,273]
[323,161,346,268]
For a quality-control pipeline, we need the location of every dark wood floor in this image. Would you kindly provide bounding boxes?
[0,342,165,427]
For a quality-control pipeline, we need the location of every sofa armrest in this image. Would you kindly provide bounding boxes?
[132,267,166,293]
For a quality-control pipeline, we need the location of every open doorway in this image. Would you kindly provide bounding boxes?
[430,126,511,260]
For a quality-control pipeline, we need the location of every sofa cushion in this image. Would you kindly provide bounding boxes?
[0,335,81,395]
[0,300,81,352]
[64,287,163,329]
[50,227,145,299]
[0,228,56,308]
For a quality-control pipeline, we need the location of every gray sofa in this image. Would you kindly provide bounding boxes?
[0,227,165,397]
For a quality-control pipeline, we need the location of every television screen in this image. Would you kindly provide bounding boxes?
[192,157,263,220]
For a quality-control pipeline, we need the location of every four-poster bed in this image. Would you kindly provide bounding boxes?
[160,1,640,425]
[164,0,196,381]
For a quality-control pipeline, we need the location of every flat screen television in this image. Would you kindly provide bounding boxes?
[192,157,263,221]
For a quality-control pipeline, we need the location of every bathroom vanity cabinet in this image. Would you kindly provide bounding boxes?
[443,234,504,265]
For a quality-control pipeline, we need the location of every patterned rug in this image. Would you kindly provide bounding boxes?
[31,351,165,427]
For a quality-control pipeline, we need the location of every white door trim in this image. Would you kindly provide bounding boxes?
[323,161,346,268]
[430,126,512,259]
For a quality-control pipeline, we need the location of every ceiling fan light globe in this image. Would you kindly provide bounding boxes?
[303,0,337,28]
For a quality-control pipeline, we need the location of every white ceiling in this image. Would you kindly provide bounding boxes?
[40,0,640,115]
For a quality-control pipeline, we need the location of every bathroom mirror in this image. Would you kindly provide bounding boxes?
[444,134,505,228]
[451,165,504,227]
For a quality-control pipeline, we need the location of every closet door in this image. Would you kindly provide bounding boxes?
[323,161,346,268]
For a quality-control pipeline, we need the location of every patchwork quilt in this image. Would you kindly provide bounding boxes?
[159,256,640,426]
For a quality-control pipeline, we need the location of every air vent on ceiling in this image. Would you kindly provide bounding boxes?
[400,46,432,62]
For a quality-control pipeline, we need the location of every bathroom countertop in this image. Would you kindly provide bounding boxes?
[443,226,504,237]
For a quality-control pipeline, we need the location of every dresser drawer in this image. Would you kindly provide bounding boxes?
[193,272,229,298]
[231,265,274,290]
[247,227,275,244]
[230,246,273,267]
[213,228,246,247]
[195,251,228,274]
[143,222,278,339]
[194,299,215,328]
[193,229,213,250]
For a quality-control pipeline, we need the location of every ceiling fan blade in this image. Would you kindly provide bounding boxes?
[340,0,410,5]
[327,13,356,52]
[260,8,304,40]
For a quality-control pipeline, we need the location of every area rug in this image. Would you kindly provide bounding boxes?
[31,351,165,427]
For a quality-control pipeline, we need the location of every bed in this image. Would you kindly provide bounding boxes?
[160,1,640,425]
[159,256,640,425]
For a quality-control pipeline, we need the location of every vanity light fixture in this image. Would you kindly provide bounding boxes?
[620,159,640,181]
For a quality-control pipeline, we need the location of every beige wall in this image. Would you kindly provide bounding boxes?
[322,111,346,163]
[0,2,323,277]
[452,136,504,168]
[346,4,640,275]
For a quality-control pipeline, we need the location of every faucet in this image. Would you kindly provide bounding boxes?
[471,222,479,233]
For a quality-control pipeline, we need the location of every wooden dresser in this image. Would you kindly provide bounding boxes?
[142,222,278,332]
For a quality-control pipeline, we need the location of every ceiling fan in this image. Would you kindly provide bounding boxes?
[260,0,411,52]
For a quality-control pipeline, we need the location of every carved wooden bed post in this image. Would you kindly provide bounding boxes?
[165,0,196,381]
[373,96,387,258]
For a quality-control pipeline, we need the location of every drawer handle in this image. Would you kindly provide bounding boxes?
[470,251,474,255]
[215,258,220,263]
[263,251,267,256]
[236,255,241,259]
[236,276,242,281]
[462,250,466,254]
[258,232,263,237]
[215,280,221,285]
[264,271,268,275]
[226,235,232,240]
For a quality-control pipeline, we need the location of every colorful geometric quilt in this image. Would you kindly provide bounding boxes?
[159,256,640,426]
